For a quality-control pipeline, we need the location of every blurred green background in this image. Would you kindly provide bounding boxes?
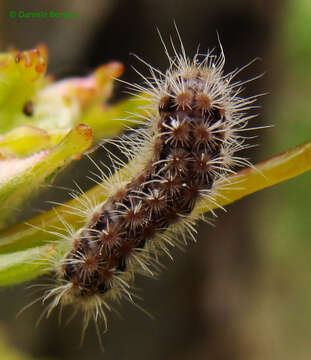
[0,0,310,359]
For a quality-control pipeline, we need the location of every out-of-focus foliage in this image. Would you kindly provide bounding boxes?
[0,327,38,360]
[285,0,311,76]
[246,1,311,359]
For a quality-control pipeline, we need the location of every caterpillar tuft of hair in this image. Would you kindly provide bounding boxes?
[40,30,261,338]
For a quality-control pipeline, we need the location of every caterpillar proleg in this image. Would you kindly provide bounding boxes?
[40,29,262,339]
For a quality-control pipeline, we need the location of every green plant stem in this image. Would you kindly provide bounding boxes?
[0,139,309,285]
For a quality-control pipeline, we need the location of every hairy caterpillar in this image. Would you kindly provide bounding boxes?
[39,30,261,339]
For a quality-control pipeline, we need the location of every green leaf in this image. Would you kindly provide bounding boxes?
[0,124,93,229]
[0,44,149,234]
[0,126,52,157]
[0,245,53,286]
[80,94,150,142]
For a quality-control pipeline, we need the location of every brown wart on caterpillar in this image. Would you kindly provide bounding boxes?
[38,29,263,339]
